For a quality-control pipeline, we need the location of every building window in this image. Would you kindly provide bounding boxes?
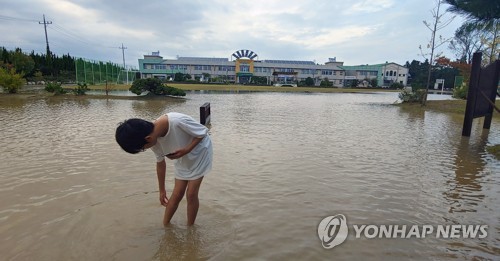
[155,64,166,70]
[240,65,250,72]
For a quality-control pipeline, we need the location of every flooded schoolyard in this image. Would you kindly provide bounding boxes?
[0,91,498,260]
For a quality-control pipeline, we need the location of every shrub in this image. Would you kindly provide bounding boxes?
[305,77,315,86]
[320,77,333,87]
[0,67,25,93]
[399,88,426,103]
[130,78,186,96]
[452,83,468,100]
[390,82,405,89]
[45,82,67,95]
[73,82,89,95]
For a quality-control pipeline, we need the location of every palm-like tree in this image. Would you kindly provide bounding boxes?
[444,0,499,62]
[444,0,499,23]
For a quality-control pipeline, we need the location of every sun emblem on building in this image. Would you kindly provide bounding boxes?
[232,49,258,60]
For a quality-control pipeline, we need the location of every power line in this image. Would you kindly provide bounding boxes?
[2,13,133,66]
[0,14,38,23]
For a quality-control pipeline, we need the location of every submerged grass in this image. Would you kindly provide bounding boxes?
[486,145,500,160]
[396,100,468,114]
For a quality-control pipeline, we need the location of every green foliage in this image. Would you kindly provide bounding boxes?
[398,88,426,103]
[320,77,333,87]
[305,77,315,86]
[452,83,468,99]
[174,72,191,82]
[0,47,76,82]
[45,82,67,95]
[250,76,268,85]
[162,85,186,96]
[350,79,360,88]
[73,82,89,95]
[390,82,405,89]
[406,60,430,87]
[443,0,499,23]
[130,78,186,96]
[370,78,378,87]
[486,144,500,160]
[0,67,25,93]
[11,51,35,76]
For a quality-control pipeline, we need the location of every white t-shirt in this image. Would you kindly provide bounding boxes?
[150,112,213,180]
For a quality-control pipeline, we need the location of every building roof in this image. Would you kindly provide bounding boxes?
[262,60,315,65]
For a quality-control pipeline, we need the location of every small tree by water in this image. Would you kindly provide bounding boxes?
[130,78,186,96]
[0,67,25,93]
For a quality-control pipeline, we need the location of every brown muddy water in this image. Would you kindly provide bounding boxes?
[0,92,499,260]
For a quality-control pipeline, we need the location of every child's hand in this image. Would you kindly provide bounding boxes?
[165,149,187,160]
[159,190,169,207]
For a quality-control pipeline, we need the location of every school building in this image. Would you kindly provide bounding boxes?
[138,49,408,87]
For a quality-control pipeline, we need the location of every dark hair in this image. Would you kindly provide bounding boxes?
[115,118,154,154]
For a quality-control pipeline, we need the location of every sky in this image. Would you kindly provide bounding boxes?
[0,0,467,69]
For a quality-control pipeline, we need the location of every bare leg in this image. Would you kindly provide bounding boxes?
[163,179,188,226]
[186,177,204,226]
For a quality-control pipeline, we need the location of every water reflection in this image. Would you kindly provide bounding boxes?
[131,98,186,119]
[154,226,205,261]
[446,131,489,213]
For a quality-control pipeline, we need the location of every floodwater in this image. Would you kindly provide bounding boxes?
[0,92,499,260]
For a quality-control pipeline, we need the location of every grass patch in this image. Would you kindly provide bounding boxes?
[396,100,468,114]
[486,144,500,160]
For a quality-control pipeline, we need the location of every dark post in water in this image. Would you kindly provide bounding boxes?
[200,102,211,125]
[462,52,500,137]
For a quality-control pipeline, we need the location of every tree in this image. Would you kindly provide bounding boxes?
[174,72,192,82]
[350,79,360,88]
[444,0,500,63]
[0,67,25,93]
[480,22,500,64]
[444,0,500,23]
[11,50,35,76]
[449,22,485,63]
[130,78,186,96]
[305,77,314,86]
[202,73,210,82]
[406,59,430,89]
[320,77,333,87]
[420,0,455,105]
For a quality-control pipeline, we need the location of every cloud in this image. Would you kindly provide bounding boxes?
[343,0,395,14]
[0,0,467,67]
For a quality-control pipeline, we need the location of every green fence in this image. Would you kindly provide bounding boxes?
[75,58,137,85]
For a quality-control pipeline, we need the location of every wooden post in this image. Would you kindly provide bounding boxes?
[462,53,482,137]
[200,102,211,125]
[482,60,500,129]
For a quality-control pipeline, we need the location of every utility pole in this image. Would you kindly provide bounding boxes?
[39,14,53,74]
[119,43,128,84]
